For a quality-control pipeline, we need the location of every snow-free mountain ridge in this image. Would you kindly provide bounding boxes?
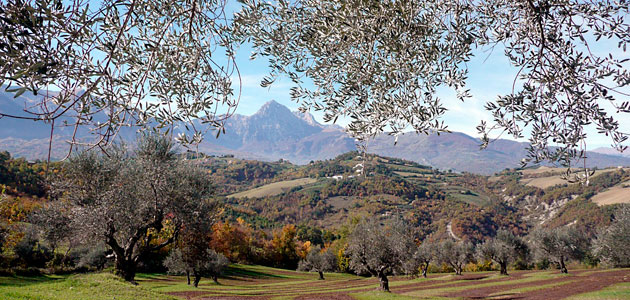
[1,95,629,174]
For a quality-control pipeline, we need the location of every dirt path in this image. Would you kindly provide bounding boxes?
[447,221,461,241]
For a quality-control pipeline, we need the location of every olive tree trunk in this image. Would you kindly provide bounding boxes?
[113,256,137,283]
[499,262,508,275]
[377,271,390,292]
[193,274,202,287]
[559,257,568,274]
[455,265,463,275]
[421,261,429,278]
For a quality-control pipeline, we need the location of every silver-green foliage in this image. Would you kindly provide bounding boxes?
[51,134,218,281]
[165,248,229,286]
[0,0,238,149]
[234,0,630,170]
[346,217,416,291]
[297,245,337,279]
[593,206,630,267]
[436,239,474,275]
[476,229,529,275]
[529,226,589,273]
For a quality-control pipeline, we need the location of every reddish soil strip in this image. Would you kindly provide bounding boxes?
[392,272,527,294]
[444,269,630,300]
[294,293,357,300]
[516,270,630,300]
[199,297,270,300]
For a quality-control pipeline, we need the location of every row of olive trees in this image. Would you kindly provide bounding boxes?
[303,211,630,293]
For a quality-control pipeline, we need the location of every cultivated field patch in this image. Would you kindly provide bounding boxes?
[591,180,630,206]
[228,178,318,198]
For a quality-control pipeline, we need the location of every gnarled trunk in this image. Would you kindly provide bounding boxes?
[114,256,137,284]
[193,273,202,287]
[559,257,568,274]
[455,265,463,275]
[500,262,508,275]
[421,261,429,278]
[377,271,390,292]
[212,274,219,284]
[318,271,324,280]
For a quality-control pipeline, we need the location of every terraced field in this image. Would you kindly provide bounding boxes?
[1,265,629,299]
[138,265,630,300]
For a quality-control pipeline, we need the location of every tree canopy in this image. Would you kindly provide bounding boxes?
[50,134,219,282]
[234,0,630,172]
[0,0,239,151]
[1,0,629,173]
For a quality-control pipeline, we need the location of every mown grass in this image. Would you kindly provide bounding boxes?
[0,273,178,300]
[350,291,418,300]
[567,282,630,300]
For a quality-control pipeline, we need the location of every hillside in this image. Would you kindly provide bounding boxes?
[204,152,630,242]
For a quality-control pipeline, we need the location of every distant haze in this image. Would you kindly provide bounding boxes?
[1,94,629,174]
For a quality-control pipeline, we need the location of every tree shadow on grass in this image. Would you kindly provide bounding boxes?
[222,266,287,280]
[0,274,65,287]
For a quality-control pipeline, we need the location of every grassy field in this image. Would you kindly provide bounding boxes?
[2,265,629,300]
[227,178,318,198]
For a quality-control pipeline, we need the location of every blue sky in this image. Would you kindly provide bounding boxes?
[230,42,629,150]
[222,1,629,151]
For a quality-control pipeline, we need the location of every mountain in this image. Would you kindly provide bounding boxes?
[2,94,630,174]
[197,100,356,163]
[591,147,630,158]
[368,133,630,174]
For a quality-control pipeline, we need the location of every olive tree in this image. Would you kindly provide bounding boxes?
[436,239,474,275]
[166,195,225,286]
[529,227,589,273]
[30,202,74,257]
[165,248,229,287]
[0,0,239,154]
[234,0,630,174]
[51,134,218,282]
[593,206,630,267]
[297,245,337,280]
[476,229,529,275]
[413,239,438,278]
[346,218,416,292]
